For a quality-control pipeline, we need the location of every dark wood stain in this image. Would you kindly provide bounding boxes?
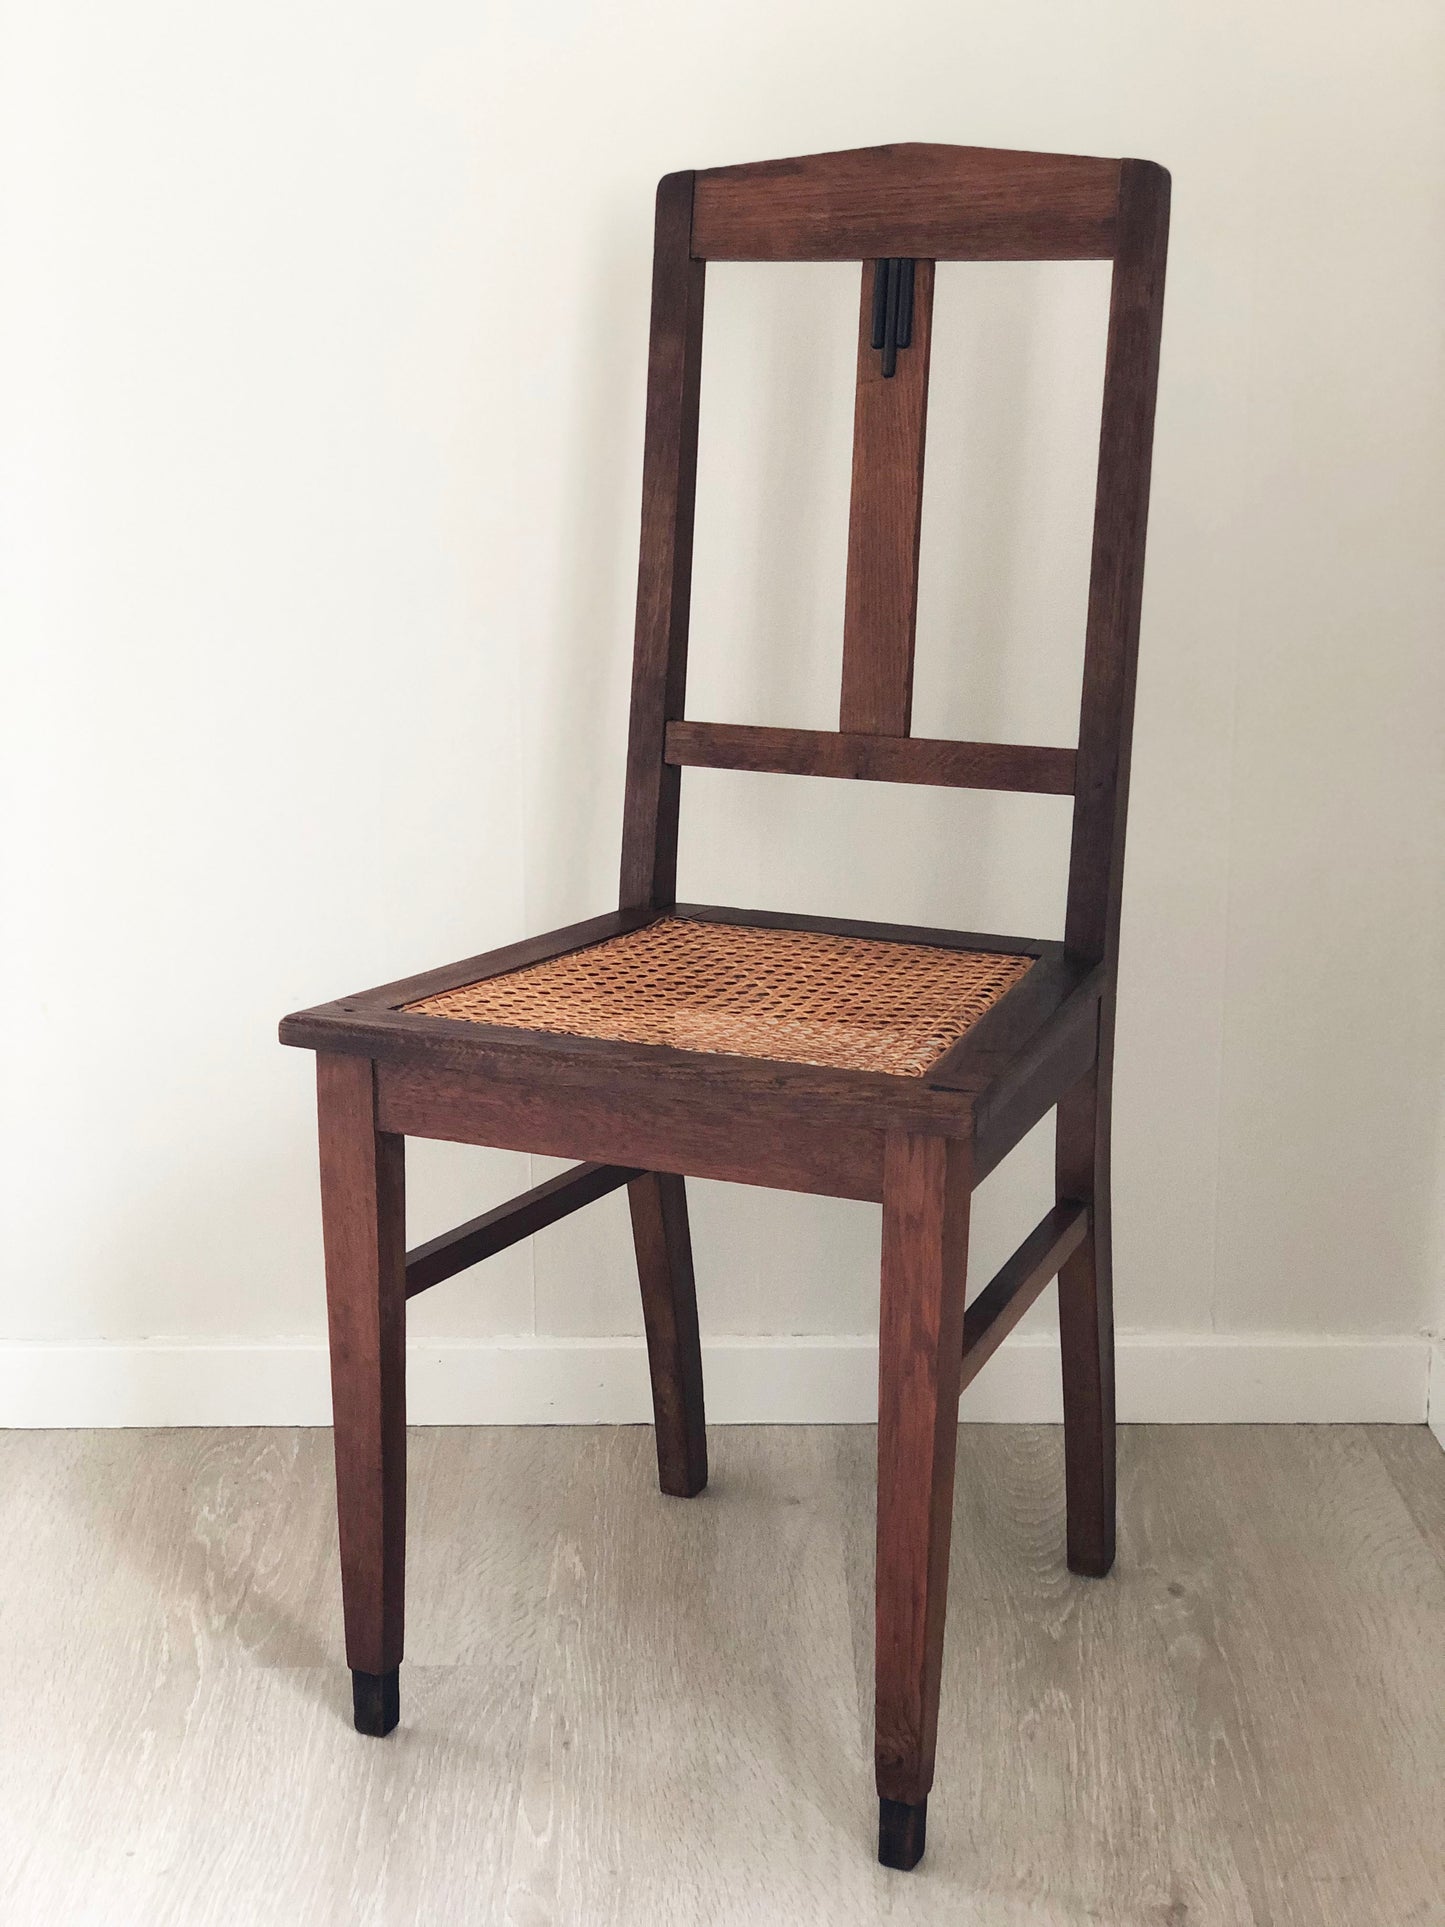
[875,1132,970,1816]
[619,171,706,913]
[666,721,1076,793]
[959,1201,1089,1389]
[405,1161,641,1298]
[629,1173,708,1497]
[315,1055,407,1707]
[374,1059,890,1203]
[691,143,1121,262]
[282,144,1171,1871]
[839,257,934,735]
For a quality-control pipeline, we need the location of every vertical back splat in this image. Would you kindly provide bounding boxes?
[839,258,935,736]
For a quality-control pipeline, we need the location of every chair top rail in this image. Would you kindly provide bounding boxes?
[691,142,1123,262]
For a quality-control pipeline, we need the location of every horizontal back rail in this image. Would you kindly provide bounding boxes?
[675,902,1054,960]
[665,722,1076,795]
[692,144,1121,262]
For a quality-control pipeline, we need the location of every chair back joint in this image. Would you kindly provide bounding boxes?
[870,256,916,377]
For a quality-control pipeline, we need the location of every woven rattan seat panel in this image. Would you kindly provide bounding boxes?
[404,917,1032,1077]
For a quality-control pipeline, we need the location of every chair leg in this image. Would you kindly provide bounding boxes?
[628,1171,707,1497]
[874,1131,971,1872]
[1056,1044,1115,1578]
[316,1053,407,1734]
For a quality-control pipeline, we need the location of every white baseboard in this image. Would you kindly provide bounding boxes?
[1429,1341,1445,1452]
[0,1331,1430,1428]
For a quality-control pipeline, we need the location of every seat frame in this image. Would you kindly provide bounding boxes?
[280,142,1169,1873]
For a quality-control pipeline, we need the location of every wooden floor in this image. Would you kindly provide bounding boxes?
[1,1424,1442,1926]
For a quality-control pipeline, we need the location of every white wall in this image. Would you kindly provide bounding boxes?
[3,0,1443,1423]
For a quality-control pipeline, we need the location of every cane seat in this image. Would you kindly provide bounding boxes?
[404,916,1032,1078]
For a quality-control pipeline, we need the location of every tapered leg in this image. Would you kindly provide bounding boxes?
[875,1132,971,1871]
[628,1171,707,1497]
[316,1053,407,1733]
[1056,1020,1115,1578]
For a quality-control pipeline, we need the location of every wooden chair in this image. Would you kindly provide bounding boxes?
[280,142,1169,1872]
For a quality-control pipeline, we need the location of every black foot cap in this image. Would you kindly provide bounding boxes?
[1067,1545,1116,1579]
[878,1796,927,1871]
[658,1469,708,1500]
[351,1668,400,1737]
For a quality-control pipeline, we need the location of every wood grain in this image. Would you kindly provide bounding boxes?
[1128,1426,1445,1926]
[316,1053,407,1680]
[375,1058,893,1201]
[0,1427,566,1926]
[1065,158,1171,966]
[281,907,661,1028]
[2,1425,1442,1923]
[274,143,1179,1872]
[405,1161,641,1298]
[500,1427,873,1926]
[1056,1053,1114,1578]
[839,258,934,735]
[835,1423,1264,1921]
[618,170,706,912]
[1370,1424,1445,1571]
[675,899,1052,959]
[924,950,1098,1091]
[1050,159,1168,1587]
[692,143,1122,261]
[958,1202,1088,1390]
[665,720,1076,793]
[874,1132,971,1814]
[628,1172,708,1497]
[970,982,1100,1181]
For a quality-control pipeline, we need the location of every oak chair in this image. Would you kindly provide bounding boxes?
[280,142,1169,1872]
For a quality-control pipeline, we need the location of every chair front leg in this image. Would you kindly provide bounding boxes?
[316,1053,408,1735]
[628,1171,707,1497]
[1056,1036,1115,1578]
[875,1130,971,1871]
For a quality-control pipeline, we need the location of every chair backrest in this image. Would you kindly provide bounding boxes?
[618,143,1170,970]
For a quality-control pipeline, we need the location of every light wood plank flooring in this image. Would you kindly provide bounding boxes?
[1,1424,1441,1925]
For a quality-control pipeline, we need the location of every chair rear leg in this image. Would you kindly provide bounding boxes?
[875,1132,971,1871]
[316,1053,408,1733]
[1056,1045,1115,1578]
[628,1172,707,1497]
